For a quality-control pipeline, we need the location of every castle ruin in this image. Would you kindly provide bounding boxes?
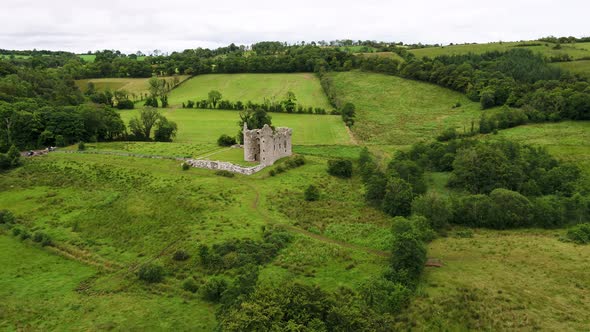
[243,123,292,166]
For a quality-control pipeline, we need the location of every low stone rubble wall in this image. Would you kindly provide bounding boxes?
[185,159,265,175]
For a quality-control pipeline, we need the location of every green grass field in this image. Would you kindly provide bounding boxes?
[403,228,590,330]
[119,109,351,147]
[167,73,333,109]
[410,41,590,60]
[552,60,590,77]
[77,54,147,63]
[328,71,484,148]
[75,76,190,96]
[488,121,590,179]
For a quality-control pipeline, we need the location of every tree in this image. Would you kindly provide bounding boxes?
[488,188,533,228]
[411,192,452,231]
[208,90,222,108]
[282,91,297,113]
[237,109,272,143]
[153,117,177,142]
[389,231,427,287]
[129,107,160,140]
[382,177,413,217]
[341,102,356,126]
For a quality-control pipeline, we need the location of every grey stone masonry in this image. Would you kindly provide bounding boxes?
[243,123,292,166]
[185,159,265,175]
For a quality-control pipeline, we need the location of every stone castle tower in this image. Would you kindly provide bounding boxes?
[243,123,292,166]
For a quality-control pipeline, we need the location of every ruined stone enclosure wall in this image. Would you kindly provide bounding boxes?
[243,124,292,166]
[185,159,265,175]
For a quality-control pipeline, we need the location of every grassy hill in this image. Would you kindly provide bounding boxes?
[552,60,590,78]
[404,228,590,330]
[410,41,590,60]
[75,76,190,96]
[167,73,333,109]
[328,71,484,148]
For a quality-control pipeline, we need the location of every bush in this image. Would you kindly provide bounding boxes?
[137,264,165,283]
[269,169,276,176]
[360,277,411,313]
[436,127,458,141]
[116,99,135,109]
[411,192,452,231]
[78,141,86,151]
[182,278,200,293]
[173,250,190,261]
[217,134,237,147]
[181,162,190,170]
[327,159,352,178]
[55,135,66,147]
[285,155,306,169]
[215,170,235,178]
[566,223,590,244]
[0,210,15,224]
[201,277,228,302]
[488,188,533,228]
[32,232,52,246]
[304,185,320,201]
[19,230,31,241]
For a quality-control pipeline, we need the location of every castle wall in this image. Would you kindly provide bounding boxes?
[243,124,292,166]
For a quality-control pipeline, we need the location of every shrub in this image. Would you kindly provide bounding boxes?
[201,277,228,302]
[215,170,235,178]
[137,264,165,283]
[566,223,590,244]
[181,162,190,170]
[19,230,31,241]
[285,155,305,169]
[116,99,135,109]
[327,159,352,178]
[436,127,458,141]
[55,135,66,147]
[0,210,15,224]
[173,250,190,261]
[304,185,320,201]
[78,141,86,151]
[182,278,200,293]
[217,134,237,147]
[360,277,411,313]
[32,232,52,246]
[269,169,276,176]
[411,192,452,231]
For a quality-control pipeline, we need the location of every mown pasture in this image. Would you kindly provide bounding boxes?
[75,76,190,96]
[118,109,352,147]
[166,73,333,109]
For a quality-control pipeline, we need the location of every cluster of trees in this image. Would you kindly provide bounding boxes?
[0,101,125,150]
[359,138,590,230]
[237,108,273,144]
[182,90,332,115]
[381,49,590,122]
[0,145,20,170]
[128,108,177,142]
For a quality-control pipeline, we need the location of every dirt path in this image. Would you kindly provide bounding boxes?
[346,126,359,145]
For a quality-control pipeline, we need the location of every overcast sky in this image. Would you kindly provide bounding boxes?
[1,0,588,54]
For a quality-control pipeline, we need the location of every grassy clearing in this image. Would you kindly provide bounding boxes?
[167,73,333,109]
[75,76,190,95]
[552,60,590,77]
[410,41,590,60]
[119,109,351,146]
[328,71,483,147]
[0,234,217,331]
[77,54,147,63]
[403,228,590,330]
[487,121,590,177]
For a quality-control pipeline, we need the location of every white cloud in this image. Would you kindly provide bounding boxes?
[0,0,588,53]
